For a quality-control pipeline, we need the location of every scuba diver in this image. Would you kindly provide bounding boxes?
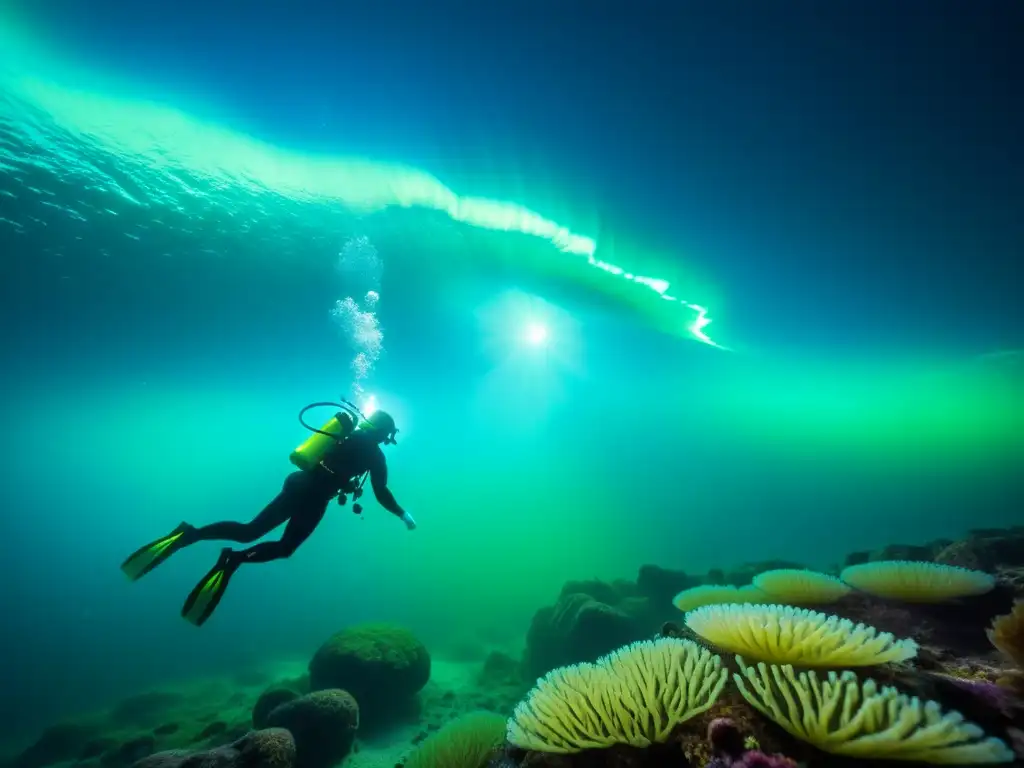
[120,402,416,627]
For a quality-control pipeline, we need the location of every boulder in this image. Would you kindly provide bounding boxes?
[264,691,358,768]
[522,593,639,679]
[936,534,1024,572]
[252,690,298,731]
[307,624,429,727]
[130,729,294,768]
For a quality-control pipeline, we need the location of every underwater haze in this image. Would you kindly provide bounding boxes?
[0,0,1022,751]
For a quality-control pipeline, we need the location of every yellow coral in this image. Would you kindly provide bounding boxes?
[840,560,995,602]
[988,599,1024,669]
[684,603,917,666]
[506,637,727,753]
[733,657,1015,764]
[753,569,851,604]
[672,584,764,612]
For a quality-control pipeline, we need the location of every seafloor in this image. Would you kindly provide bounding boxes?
[5,526,1024,768]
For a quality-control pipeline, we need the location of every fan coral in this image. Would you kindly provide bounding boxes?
[987,599,1024,669]
[752,569,851,604]
[673,585,764,613]
[506,637,727,753]
[733,657,1014,763]
[840,560,995,602]
[404,711,506,768]
[685,604,918,666]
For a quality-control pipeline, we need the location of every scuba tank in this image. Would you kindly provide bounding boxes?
[289,400,363,470]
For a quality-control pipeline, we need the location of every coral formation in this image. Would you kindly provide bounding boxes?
[507,637,727,753]
[403,710,506,768]
[8,526,1024,768]
[706,750,797,768]
[734,657,1015,763]
[988,599,1024,669]
[840,560,996,601]
[700,715,800,767]
[751,568,851,604]
[685,603,918,666]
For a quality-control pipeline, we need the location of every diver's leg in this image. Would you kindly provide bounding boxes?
[121,473,305,581]
[190,472,305,544]
[180,495,329,626]
[234,499,330,563]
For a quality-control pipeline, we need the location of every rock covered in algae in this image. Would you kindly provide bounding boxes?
[307,623,429,725]
[523,592,639,679]
[263,690,358,768]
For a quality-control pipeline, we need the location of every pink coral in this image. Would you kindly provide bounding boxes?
[734,752,798,768]
[705,752,798,768]
[703,718,798,768]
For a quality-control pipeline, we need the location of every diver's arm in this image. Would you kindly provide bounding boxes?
[372,482,405,518]
[370,463,416,529]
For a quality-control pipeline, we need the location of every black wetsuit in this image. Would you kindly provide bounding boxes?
[189,430,389,562]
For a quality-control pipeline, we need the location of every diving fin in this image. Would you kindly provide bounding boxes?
[181,548,240,627]
[120,522,195,581]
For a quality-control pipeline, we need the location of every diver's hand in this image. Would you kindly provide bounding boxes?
[401,511,417,531]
